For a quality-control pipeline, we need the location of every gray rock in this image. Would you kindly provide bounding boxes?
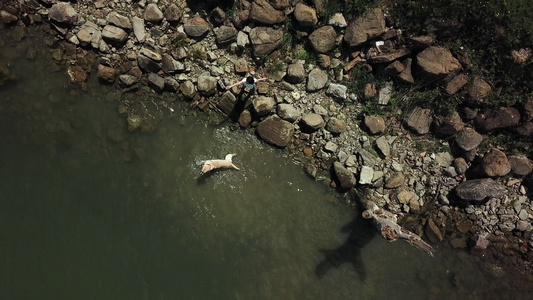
[358,149,378,167]
[475,107,521,132]
[467,76,491,105]
[324,141,338,153]
[132,17,146,43]
[101,25,128,44]
[326,83,347,100]
[285,62,306,84]
[77,21,100,48]
[508,155,533,176]
[164,77,180,92]
[144,3,164,23]
[180,80,196,98]
[236,31,250,48]
[119,74,139,87]
[364,115,386,135]
[455,127,483,151]
[306,67,328,92]
[344,8,385,47]
[197,72,217,96]
[252,96,276,117]
[375,136,390,157]
[482,148,511,177]
[138,55,161,73]
[406,107,432,135]
[0,10,18,24]
[453,157,469,174]
[277,104,301,122]
[385,172,405,189]
[378,82,393,105]
[333,161,357,190]
[49,2,78,25]
[161,54,184,74]
[249,0,285,25]
[301,113,324,131]
[184,17,210,37]
[416,46,461,80]
[455,178,505,202]
[216,25,238,44]
[216,91,237,115]
[328,13,347,27]
[308,25,337,53]
[294,3,318,27]
[256,115,294,148]
[106,12,132,30]
[147,73,165,93]
[325,118,347,135]
[165,4,182,23]
[249,27,283,56]
[359,166,374,185]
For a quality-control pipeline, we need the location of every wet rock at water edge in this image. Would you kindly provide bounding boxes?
[333,161,357,190]
[256,115,294,148]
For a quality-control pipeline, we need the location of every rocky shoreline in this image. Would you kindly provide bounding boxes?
[2,0,533,279]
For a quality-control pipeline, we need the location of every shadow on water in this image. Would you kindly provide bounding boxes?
[315,213,376,280]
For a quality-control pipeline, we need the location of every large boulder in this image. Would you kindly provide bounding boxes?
[474,107,521,132]
[106,12,132,30]
[308,25,337,53]
[455,178,505,202]
[416,46,461,80]
[326,118,347,135]
[252,96,276,117]
[482,148,511,177]
[197,72,217,96]
[467,76,491,105]
[294,3,318,27]
[183,17,210,37]
[249,0,285,25]
[49,2,78,25]
[216,25,238,44]
[256,115,294,147]
[508,155,533,176]
[300,113,324,132]
[405,107,432,135]
[277,104,301,122]
[306,67,328,92]
[364,115,386,135]
[333,162,357,190]
[249,27,283,56]
[144,3,164,23]
[344,8,386,47]
[101,25,128,45]
[455,127,483,151]
[285,62,306,84]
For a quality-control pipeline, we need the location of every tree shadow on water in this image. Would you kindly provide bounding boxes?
[315,213,377,281]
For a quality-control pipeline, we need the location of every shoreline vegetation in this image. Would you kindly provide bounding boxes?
[1,0,533,283]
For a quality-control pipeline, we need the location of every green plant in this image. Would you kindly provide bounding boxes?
[188,44,206,60]
[172,33,189,49]
[266,59,285,76]
[295,49,317,64]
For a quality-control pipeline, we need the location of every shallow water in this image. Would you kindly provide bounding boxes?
[1,26,531,300]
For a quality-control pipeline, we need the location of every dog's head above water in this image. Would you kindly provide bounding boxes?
[201,163,211,174]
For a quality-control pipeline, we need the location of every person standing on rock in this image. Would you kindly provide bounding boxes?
[226,75,267,94]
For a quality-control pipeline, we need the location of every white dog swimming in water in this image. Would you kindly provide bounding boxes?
[201,153,240,174]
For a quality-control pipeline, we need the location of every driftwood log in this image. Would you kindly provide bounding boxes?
[362,201,435,257]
